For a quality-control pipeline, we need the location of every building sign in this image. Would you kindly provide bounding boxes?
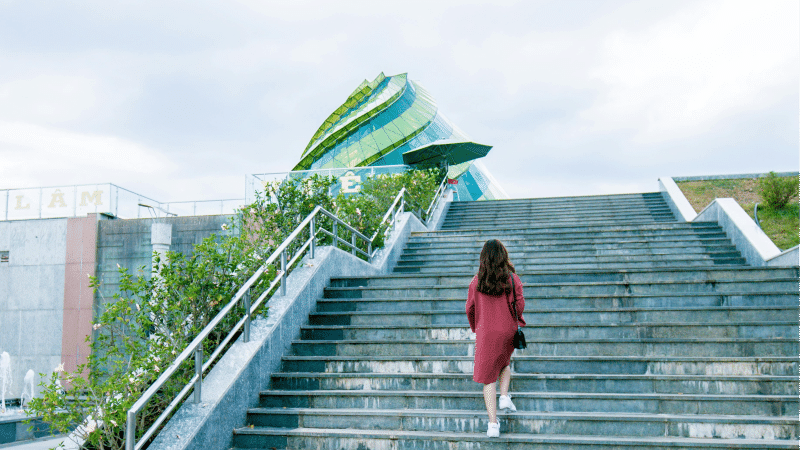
[2,185,113,221]
[247,165,412,203]
[339,171,362,194]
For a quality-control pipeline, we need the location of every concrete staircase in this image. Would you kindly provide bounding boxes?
[232,192,799,449]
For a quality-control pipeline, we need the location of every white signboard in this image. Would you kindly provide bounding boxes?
[2,184,112,220]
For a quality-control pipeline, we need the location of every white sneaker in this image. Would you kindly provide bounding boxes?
[499,394,517,412]
[486,421,500,438]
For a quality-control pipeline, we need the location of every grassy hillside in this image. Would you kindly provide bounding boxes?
[676,176,799,251]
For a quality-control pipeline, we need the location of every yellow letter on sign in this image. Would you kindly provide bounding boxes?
[340,171,361,194]
[80,190,103,206]
[48,189,67,208]
[14,195,30,210]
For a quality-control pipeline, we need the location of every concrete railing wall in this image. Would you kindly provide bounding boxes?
[659,176,797,267]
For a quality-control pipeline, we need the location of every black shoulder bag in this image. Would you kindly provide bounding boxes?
[510,275,527,349]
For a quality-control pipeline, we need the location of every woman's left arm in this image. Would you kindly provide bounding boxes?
[515,273,526,326]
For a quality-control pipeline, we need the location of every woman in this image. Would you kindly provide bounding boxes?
[466,239,525,438]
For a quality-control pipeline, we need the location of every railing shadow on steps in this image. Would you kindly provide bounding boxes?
[124,178,451,450]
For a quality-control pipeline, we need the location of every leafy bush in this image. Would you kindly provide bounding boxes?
[758,172,798,209]
[27,168,443,450]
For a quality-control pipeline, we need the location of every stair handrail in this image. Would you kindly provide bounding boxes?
[125,180,450,450]
[423,177,449,225]
[370,188,408,242]
[368,176,449,243]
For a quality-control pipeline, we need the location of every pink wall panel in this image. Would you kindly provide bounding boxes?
[61,214,97,375]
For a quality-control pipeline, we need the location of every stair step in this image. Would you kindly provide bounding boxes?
[332,267,799,286]
[280,355,799,376]
[289,338,799,358]
[317,294,799,311]
[256,389,798,416]
[393,261,749,273]
[323,279,797,299]
[269,372,797,395]
[411,222,723,236]
[241,409,799,440]
[312,306,797,324]
[233,426,799,449]
[300,322,797,341]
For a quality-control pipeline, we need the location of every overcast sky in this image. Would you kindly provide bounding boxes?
[0,0,797,203]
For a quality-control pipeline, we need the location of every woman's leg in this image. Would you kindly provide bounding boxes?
[498,365,511,396]
[483,382,497,423]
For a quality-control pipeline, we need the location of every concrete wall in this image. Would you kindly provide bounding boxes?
[0,218,67,399]
[0,214,232,402]
[95,215,232,307]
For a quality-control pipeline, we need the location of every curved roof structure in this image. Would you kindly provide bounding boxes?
[294,72,507,201]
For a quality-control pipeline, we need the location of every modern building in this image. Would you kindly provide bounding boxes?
[293,72,507,201]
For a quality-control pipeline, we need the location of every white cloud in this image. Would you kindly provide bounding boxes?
[0,121,174,190]
[582,0,799,144]
[0,75,100,125]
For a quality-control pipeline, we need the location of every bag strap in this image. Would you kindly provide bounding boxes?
[509,274,520,329]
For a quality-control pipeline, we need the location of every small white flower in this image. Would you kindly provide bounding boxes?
[92,323,102,330]
[54,363,65,373]
[221,224,229,231]
[154,365,160,373]
[110,420,118,427]
[135,303,141,311]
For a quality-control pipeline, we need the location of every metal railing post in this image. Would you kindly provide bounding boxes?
[310,216,316,259]
[367,242,372,263]
[280,250,287,296]
[333,221,338,249]
[125,411,136,450]
[194,346,203,403]
[243,289,251,343]
[399,191,405,216]
[351,233,356,256]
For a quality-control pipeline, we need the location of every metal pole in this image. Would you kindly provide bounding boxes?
[125,411,136,450]
[351,233,356,256]
[367,242,372,263]
[194,346,203,403]
[399,191,404,216]
[280,250,287,296]
[333,221,338,249]
[310,216,315,259]
[243,289,251,343]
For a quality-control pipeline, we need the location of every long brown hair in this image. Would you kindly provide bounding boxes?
[476,239,516,296]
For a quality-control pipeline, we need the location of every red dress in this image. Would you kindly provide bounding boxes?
[466,273,526,384]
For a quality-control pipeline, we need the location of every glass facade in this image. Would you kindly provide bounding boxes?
[293,73,506,201]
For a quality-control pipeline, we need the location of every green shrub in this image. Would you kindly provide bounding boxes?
[758,172,798,209]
